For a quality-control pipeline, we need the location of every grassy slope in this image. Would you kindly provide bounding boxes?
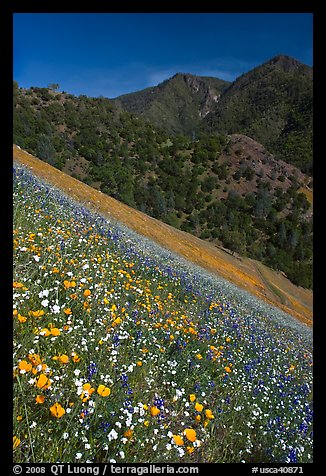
[13,145,312,326]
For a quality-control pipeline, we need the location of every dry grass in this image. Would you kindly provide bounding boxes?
[13,145,313,326]
[298,186,313,205]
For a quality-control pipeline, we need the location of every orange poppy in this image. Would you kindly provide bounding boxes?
[150,406,160,416]
[50,402,65,418]
[13,282,23,288]
[205,409,215,420]
[36,373,51,389]
[80,383,95,402]
[173,435,184,446]
[184,428,197,442]
[124,429,133,439]
[18,360,32,373]
[30,310,45,318]
[71,352,80,363]
[28,354,42,366]
[59,354,69,364]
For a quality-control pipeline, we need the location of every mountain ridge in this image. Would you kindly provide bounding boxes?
[210,53,313,173]
[113,73,230,135]
[113,54,312,173]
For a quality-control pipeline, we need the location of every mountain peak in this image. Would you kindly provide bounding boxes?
[113,73,230,135]
[265,54,311,72]
[171,72,193,79]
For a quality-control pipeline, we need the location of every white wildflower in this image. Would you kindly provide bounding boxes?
[108,429,118,441]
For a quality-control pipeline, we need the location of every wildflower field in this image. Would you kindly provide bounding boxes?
[13,163,313,463]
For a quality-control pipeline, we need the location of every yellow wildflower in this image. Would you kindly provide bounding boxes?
[97,384,111,397]
[30,310,45,318]
[18,314,27,323]
[13,436,21,449]
[28,354,42,366]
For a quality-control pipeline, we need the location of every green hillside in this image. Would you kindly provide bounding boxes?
[13,81,312,288]
[200,55,313,173]
[113,56,312,174]
[114,73,230,136]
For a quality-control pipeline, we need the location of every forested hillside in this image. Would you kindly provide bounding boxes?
[202,55,313,173]
[13,81,313,288]
[114,73,230,136]
[113,55,313,174]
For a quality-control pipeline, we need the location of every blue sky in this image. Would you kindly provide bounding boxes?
[13,13,313,98]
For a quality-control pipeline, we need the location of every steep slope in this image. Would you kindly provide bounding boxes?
[13,145,312,325]
[113,73,230,135]
[202,55,313,173]
[13,154,313,465]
